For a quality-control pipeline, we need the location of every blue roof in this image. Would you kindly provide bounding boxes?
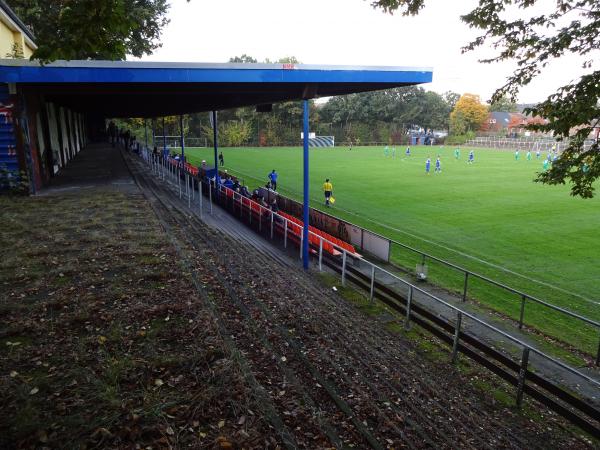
[0,60,433,117]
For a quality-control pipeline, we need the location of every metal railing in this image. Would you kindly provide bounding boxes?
[387,237,600,365]
[140,149,600,434]
[147,148,600,365]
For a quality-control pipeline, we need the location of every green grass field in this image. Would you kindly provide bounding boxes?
[175,145,600,357]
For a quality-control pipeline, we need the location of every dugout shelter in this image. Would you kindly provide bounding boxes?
[0,59,432,267]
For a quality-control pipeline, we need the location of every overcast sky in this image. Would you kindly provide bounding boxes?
[138,0,597,104]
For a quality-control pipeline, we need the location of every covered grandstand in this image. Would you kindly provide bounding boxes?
[1,59,598,446]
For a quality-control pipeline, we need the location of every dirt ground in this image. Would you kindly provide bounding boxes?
[0,149,596,448]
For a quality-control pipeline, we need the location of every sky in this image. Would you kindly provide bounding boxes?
[138,0,598,104]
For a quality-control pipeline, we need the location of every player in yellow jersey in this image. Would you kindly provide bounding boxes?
[323,178,333,207]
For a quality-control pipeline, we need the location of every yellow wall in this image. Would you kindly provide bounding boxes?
[0,21,15,57]
[0,10,36,58]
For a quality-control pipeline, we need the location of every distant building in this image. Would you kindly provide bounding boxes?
[480,111,548,136]
[0,0,36,58]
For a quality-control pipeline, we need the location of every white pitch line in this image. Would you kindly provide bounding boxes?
[218,165,600,308]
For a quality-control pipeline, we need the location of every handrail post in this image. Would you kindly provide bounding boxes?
[341,250,347,286]
[186,173,190,207]
[516,347,530,407]
[462,272,469,302]
[208,180,213,214]
[318,237,323,271]
[178,168,182,198]
[284,220,288,248]
[270,211,274,239]
[404,285,413,329]
[299,229,303,260]
[451,312,462,364]
[198,177,203,219]
[369,265,375,302]
[519,295,526,329]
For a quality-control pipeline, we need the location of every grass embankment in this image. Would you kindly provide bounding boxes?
[177,145,600,358]
[0,191,267,448]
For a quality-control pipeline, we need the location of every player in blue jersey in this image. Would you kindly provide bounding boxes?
[536,149,541,159]
[425,157,431,174]
[405,146,411,157]
[468,150,474,164]
[435,156,442,173]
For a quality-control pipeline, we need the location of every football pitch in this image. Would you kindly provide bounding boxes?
[176,145,600,356]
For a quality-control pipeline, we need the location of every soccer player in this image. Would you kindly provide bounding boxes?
[515,149,520,161]
[349,139,353,151]
[268,169,278,191]
[536,149,541,159]
[323,178,333,206]
[543,159,550,171]
[392,147,396,158]
[468,150,474,164]
[454,147,460,159]
[219,151,224,166]
[384,145,389,157]
[526,150,532,161]
[425,157,431,175]
[406,146,411,157]
[435,156,442,173]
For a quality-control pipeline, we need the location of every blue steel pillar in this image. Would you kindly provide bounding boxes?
[144,119,148,148]
[162,117,167,158]
[179,115,185,161]
[152,119,156,148]
[302,100,310,269]
[212,111,219,185]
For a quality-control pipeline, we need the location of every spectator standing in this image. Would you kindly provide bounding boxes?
[268,169,278,190]
[322,178,333,206]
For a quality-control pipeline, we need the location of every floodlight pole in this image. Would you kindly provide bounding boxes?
[179,115,185,162]
[302,99,310,269]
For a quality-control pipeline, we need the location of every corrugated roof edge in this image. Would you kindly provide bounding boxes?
[0,58,433,73]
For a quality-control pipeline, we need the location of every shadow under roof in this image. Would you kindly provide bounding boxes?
[0,60,433,117]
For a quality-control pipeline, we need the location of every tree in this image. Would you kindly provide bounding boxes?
[370,0,600,197]
[450,94,488,132]
[489,96,518,113]
[8,0,172,61]
[229,54,257,63]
